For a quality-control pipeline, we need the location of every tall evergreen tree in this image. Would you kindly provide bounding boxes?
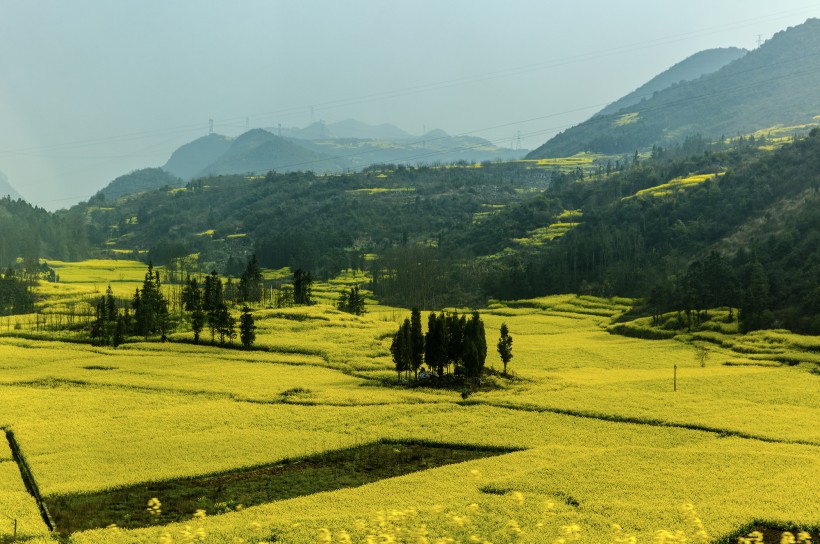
[239,305,256,348]
[409,308,424,380]
[424,312,448,376]
[203,271,224,343]
[462,312,486,381]
[390,318,412,382]
[293,269,313,305]
[133,263,170,339]
[183,275,205,343]
[446,312,464,375]
[238,254,264,304]
[497,323,513,375]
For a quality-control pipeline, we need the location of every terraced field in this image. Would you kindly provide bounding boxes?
[0,261,817,542]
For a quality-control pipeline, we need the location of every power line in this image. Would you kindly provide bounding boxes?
[3,4,816,160]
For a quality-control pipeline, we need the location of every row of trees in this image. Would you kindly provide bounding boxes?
[90,263,257,348]
[390,309,488,383]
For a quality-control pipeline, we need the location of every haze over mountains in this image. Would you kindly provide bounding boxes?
[98,121,526,200]
[595,47,748,118]
[160,122,524,182]
[0,171,24,201]
[529,19,820,158]
[88,19,819,203]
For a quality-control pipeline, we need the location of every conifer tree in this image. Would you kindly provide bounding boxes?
[424,312,448,376]
[390,319,412,382]
[293,269,313,305]
[497,323,513,375]
[239,305,256,348]
[409,308,424,380]
[239,254,263,304]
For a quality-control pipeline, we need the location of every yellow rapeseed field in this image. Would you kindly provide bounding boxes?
[0,260,817,542]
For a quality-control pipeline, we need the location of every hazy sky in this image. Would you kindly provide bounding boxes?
[1,1,819,209]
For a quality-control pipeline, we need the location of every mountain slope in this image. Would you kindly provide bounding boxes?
[529,18,820,158]
[596,47,747,117]
[96,168,183,201]
[162,134,233,180]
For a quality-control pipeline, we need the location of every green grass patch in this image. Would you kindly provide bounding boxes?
[44,440,514,535]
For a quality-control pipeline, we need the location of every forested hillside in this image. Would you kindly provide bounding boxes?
[484,130,820,332]
[0,197,88,266]
[529,19,820,158]
[96,168,183,201]
[78,162,549,281]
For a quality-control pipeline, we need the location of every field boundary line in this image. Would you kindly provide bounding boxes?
[3,427,56,533]
[457,400,820,448]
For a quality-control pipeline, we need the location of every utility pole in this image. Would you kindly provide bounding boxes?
[757,34,763,48]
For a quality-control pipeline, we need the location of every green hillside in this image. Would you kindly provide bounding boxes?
[95,167,182,202]
[529,18,820,158]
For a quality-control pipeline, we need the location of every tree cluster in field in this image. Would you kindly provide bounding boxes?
[88,257,320,348]
[91,264,170,346]
[337,285,366,315]
[91,261,256,349]
[390,309,488,384]
[182,267,257,347]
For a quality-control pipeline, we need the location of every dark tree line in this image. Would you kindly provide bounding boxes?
[390,309,486,383]
[647,251,773,333]
[0,267,34,316]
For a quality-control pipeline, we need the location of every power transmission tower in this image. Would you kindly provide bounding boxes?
[757,34,764,48]
[209,119,214,135]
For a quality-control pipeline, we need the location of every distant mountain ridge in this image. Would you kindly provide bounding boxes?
[154,122,524,186]
[529,18,820,158]
[195,129,346,177]
[277,119,414,141]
